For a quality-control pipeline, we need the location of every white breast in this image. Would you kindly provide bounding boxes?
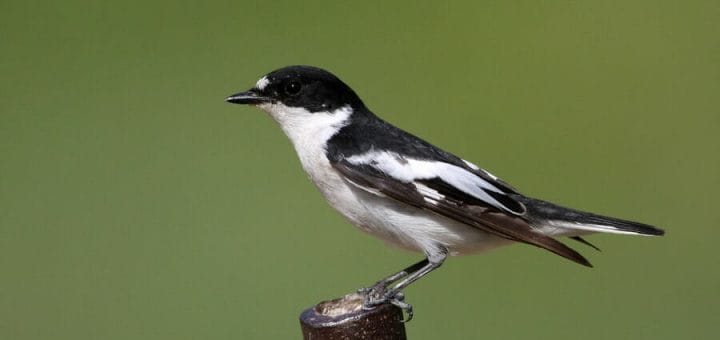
[257,103,509,255]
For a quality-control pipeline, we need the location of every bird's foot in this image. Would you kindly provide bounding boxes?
[359,286,414,322]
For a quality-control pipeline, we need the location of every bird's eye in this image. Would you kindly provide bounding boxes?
[285,81,302,95]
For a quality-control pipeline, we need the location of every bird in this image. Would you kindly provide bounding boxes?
[225,65,664,320]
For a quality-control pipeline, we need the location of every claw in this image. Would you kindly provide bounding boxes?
[359,287,415,322]
[386,291,414,322]
[359,281,391,309]
[361,289,384,310]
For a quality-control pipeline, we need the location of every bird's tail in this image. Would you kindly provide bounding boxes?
[513,195,665,236]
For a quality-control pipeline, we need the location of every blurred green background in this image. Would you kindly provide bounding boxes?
[1,1,718,339]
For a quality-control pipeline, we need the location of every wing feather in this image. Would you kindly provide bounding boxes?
[333,158,591,267]
[345,151,524,214]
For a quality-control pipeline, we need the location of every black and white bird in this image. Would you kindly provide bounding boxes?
[226,65,664,319]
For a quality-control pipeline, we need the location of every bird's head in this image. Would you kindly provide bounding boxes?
[226,66,370,145]
[226,66,365,119]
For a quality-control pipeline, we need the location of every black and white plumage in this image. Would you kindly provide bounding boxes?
[226,65,664,318]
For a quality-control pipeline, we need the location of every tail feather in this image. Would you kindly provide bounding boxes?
[514,195,665,236]
[569,236,602,251]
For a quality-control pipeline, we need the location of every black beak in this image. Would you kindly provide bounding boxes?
[225,89,270,105]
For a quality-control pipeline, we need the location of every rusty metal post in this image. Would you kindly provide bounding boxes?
[300,293,407,340]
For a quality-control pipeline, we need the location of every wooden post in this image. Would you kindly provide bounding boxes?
[299,293,407,340]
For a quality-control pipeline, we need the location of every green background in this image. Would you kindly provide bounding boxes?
[2,1,718,339]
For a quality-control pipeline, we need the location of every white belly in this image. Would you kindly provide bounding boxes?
[303,155,510,256]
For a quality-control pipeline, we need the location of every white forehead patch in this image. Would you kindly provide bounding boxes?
[255,76,270,90]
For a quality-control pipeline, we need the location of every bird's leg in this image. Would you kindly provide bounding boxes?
[358,258,429,297]
[362,248,447,321]
[387,251,445,294]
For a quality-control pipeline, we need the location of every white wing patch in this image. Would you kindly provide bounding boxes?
[346,151,517,213]
[415,183,445,205]
[256,76,270,90]
[463,159,499,180]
